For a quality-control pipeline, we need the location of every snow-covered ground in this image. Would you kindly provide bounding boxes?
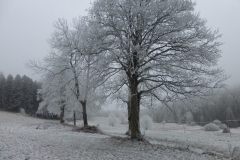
[0,111,236,160]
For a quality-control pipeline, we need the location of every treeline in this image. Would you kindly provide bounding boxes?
[191,86,240,127]
[0,72,41,115]
[149,86,240,128]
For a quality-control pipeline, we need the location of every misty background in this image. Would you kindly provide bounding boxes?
[0,0,240,86]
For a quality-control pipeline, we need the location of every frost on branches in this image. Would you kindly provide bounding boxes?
[89,0,227,140]
[29,17,107,125]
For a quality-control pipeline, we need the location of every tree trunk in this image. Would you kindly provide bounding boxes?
[129,76,141,140]
[60,105,65,124]
[81,100,88,126]
[73,111,76,126]
[126,100,131,135]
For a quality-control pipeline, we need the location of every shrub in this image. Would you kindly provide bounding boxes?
[162,120,166,128]
[220,123,228,129]
[97,110,111,117]
[204,123,220,131]
[141,115,154,130]
[223,128,230,133]
[213,119,222,126]
[118,112,128,124]
[19,108,26,116]
[185,111,194,124]
[188,121,197,126]
[108,113,117,127]
[232,146,240,159]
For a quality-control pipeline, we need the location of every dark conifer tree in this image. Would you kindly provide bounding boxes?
[4,74,14,111]
[0,72,6,110]
[226,107,239,128]
[11,74,22,111]
[0,73,41,114]
[21,75,30,112]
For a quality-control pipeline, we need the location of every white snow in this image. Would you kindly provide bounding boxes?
[0,111,236,159]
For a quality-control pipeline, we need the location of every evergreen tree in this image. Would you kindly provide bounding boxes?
[4,74,14,111]
[226,107,239,128]
[26,78,35,114]
[21,75,30,112]
[0,73,41,114]
[0,72,6,110]
[11,74,22,111]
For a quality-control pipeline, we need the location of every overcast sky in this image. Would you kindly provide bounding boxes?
[0,0,240,86]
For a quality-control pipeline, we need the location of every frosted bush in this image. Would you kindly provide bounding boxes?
[162,120,166,128]
[204,123,220,131]
[185,111,194,124]
[141,115,153,130]
[108,113,117,127]
[63,117,68,124]
[213,119,222,126]
[220,124,228,129]
[188,121,197,126]
[19,108,26,116]
[118,112,128,124]
[212,120,228,129]
[232,146,240,159]
[97,110,111,117]
[223,127,230,133]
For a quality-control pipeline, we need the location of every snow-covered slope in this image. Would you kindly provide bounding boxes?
[0,112,232,159]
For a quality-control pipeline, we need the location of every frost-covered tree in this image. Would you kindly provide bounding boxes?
[36,70,69,123]
[89,0,227,139]
[108,113,117,126]
[118,112,128,124]
[141,115,154,130]
[28,17,107,126]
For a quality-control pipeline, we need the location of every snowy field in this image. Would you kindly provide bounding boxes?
[0,112,238,160]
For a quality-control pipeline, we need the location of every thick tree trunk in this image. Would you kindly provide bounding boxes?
[81,100,88,126]
[60,105,65,124]
[129,76,141,140]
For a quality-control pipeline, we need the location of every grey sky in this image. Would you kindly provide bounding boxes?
[0,0,239,86]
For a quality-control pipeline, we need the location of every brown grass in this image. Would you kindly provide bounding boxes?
[72,125,103,134]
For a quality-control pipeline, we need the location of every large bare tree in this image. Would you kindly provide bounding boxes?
[89,0,227,139]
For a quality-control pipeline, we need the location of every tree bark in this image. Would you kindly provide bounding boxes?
[129,75,141,140]
[60,104,65,124]
[81,100,88,126]
[126,100,131,135]
[73,111,76,126]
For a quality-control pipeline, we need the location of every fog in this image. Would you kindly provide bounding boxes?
[0,0,239,86]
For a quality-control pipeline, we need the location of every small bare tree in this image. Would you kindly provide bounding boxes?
[28,17,107,126]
